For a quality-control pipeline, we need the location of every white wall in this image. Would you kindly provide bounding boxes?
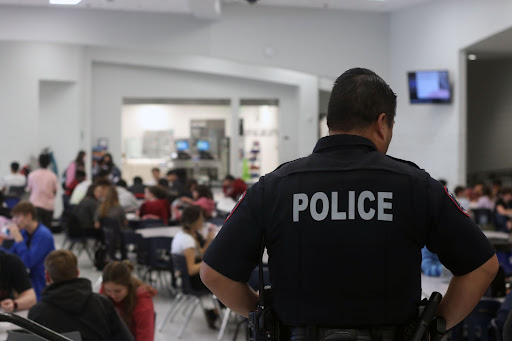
[389,0,512,187]
[0,42,84,178]
[0,5,389,79]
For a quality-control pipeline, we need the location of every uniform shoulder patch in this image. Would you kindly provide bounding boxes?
[387,156,420,169]
[224,191,247,223]
[444,186,470,217]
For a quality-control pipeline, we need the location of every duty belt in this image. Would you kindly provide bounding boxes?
[285,326,399,341]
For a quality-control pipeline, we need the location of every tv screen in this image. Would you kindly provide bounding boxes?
[197,140,210,152]
[408,70,451,104]
[176,140,189,151]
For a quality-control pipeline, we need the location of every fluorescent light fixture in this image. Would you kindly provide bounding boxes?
[49,0,82,5]
[468,54,477,61]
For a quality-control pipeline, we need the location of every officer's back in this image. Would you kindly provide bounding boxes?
[200,68,498,341]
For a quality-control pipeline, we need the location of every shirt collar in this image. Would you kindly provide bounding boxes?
[313,134,377,153]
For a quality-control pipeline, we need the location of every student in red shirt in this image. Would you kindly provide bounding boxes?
[222,175,248,201]
[101,261,157,341]
[138,186,170,224]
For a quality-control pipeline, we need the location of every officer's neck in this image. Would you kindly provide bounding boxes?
[329,125,389,154]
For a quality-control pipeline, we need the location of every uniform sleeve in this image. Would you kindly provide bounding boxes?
[425,178,495,276]
[203,180,264,282]
[7,253,32,294]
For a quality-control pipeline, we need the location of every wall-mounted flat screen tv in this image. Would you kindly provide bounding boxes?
[408,70,451,104]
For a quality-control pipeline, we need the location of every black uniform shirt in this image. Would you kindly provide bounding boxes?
[203,134,495,327]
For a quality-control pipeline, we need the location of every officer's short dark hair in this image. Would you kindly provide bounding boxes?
[10,162,19,172]
[133,176,143,185]
[327,68,397,132]
[167,169,177,176]
[39,153,51,168]
[224,175,235,181]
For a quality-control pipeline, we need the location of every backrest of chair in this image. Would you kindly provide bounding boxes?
[64,211,82,238]
[139,219,165,229]
[171,254,193,294]
[7,186,25,198]
[464,299,501,341]
[146,237,173,267]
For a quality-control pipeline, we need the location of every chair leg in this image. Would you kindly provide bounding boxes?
[217,308,231,341]
[158,293,184,332]
[178,297,200,339]
[181,296,195,316]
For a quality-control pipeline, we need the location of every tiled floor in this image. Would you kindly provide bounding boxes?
[57,233,246,341]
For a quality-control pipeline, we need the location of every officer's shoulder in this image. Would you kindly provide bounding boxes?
[261,157,307,182]
[385,155,421,170]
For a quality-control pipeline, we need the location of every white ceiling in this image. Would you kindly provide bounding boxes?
[0,0,438,14]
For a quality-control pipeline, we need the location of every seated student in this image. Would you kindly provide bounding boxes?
[101,261,156,341]
[116,179,139,213]
[64,170,86,197]
[421,246,442,277]
[28,250,134,341]
[1,161,26,195]
[138,186,170,224]
[95,186,128,260]
[179,185,215,218]
[0,250,36,312]
[495,187,512,232]
[74,184,102,239]
[222,175,248,201]
[454,185,470,211]
[4,201,55,301]
[128,176,146,200]
[166,170,185,203]
[170,205,218,328]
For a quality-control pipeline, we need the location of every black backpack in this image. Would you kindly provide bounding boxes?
[94,244,108,271]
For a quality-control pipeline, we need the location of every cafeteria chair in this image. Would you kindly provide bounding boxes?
[61,211,95,264]
[450,299,501,341]
[158,254,219,339]
[100,217,127,261]
[135,236,176,293]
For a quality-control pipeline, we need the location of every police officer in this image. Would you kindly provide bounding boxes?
[200,68,498,340]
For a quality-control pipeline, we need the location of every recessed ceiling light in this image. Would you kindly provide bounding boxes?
[468,54,477,61]
[49,0,82,5]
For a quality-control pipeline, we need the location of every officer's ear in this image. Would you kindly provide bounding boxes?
[376,113,388,140]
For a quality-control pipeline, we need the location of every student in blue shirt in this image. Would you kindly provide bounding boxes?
[5,201,55,301]
[421,246,442,277]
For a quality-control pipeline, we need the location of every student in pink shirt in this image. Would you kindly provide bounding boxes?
[27,154,58,228]
[180,185,215,218]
